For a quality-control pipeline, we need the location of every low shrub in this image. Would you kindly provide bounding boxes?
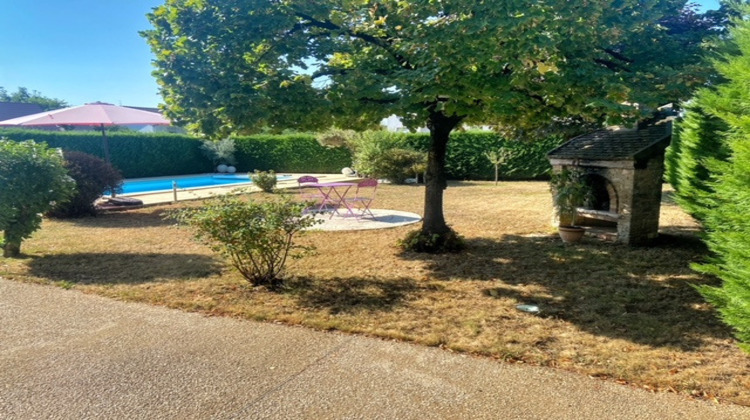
[349,131,427,183]
[251,170,277,193]
[378,148,427,184]
[48,151,123,218]
[357,147,426,184]
[173,195,321,287]
[399,228,465,254]
[0,140,75,257]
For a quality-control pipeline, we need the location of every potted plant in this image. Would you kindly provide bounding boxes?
[549,167,591,243]
[201,138,237,173]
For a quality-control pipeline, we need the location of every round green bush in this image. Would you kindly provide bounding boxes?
[48,151,123,218]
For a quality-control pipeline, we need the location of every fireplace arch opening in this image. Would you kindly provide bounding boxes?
[574,173,619,229]
[584,174,618,213]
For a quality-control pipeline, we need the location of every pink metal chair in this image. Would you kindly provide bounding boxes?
[297,175,326,212]
[297,175,318,186]
[344,178,378,219]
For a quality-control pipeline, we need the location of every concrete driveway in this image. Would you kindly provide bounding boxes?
[1,278,747,419]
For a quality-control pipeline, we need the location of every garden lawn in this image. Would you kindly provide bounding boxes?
[2,181,748,406]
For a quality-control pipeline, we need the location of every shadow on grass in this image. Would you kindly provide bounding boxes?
[399,233,730,350]
[657,226,703,242]
[283,276,419,315]
[661,189,679,205]
[27,253,222,285]
[59,208,177,229]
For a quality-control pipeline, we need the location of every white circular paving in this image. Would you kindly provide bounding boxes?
[306,209,422,231]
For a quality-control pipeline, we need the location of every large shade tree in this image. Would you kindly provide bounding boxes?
[144,0,718,251]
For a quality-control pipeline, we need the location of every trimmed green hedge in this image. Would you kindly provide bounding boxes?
[0,129,210,178]
[0,129,351,178]
[0,128,563,180]
[403,131,566,180]
[233,134,351,173]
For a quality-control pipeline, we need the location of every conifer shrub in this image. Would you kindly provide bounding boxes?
[687,6,750,353]
[695,135,750,353]
[665,99,730,222]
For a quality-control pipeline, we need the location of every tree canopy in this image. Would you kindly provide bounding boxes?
[144,0,722,250]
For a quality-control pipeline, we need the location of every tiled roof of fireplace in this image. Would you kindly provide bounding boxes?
[547,123,671,161]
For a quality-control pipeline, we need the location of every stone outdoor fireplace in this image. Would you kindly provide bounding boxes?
[547,122,672,245]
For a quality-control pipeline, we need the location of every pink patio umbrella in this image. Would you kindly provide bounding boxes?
[0,102,171,162]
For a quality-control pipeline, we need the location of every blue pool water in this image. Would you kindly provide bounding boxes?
[118,174,291,195]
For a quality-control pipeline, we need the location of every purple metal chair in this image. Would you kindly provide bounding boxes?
[297,175,326,212]
[344,178,378,219]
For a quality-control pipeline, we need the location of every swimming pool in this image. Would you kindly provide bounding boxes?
[117,174,291,195]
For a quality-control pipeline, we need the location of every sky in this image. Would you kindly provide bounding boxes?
[0,0,724,109]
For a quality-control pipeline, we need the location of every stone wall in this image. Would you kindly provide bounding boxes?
[550,156,664,245]
[627,155,665,245]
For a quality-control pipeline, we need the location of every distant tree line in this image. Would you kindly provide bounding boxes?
[0,86,68,111]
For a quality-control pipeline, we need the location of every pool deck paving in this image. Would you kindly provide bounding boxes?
[113,173,424,231]
[118,173,354,206]
[1,278,748,419]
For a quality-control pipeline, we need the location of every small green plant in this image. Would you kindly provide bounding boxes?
[57,281,74,290]
[251,170,277,193]
[410,160,427,183]
[549,167,592,227]
[484,148,511,185]
[201,137,236,166]
[399,228,465,253]
[173,195,321,287]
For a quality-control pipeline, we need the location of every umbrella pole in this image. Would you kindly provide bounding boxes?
[100,124,111,163]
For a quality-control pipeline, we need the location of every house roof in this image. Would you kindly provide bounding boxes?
[0,102,45,121]
[547,122,672,162]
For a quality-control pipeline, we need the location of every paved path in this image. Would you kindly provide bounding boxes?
[1,279,748,420]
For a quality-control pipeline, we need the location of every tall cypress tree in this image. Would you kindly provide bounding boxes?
[693,5,750,353]
[665,96,729,222]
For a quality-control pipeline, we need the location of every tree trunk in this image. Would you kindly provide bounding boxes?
[422,111,463,236]
[3,240,20,258]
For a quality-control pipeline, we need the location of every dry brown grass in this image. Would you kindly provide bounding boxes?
[2,181,749,405]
